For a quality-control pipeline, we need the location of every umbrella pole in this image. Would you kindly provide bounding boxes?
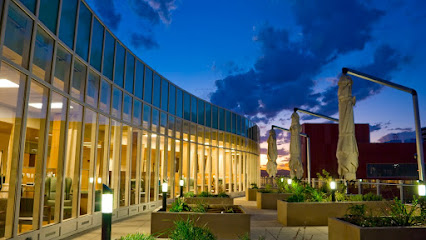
[307,137,311,185]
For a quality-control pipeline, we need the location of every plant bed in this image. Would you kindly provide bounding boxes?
[256,192,293,209]
[328,217,426,240]
[246,188,259,201]
[277,200,390,226]
[151,205,250,239]
[184,197,233,205]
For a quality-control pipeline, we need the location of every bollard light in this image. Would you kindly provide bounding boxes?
[89,177,94,183]
[419,184,426,197]
[97,177,102,184]
[281,178,284,183]
[287,179,292,185]
[179,179,184,197]
[161,182,168,211]
[102,184,113,240]
[330,181,336,190]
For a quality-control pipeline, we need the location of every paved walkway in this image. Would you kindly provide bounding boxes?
[70,197,328,240]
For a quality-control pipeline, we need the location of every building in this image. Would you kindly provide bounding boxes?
[301,123,426,180]
[0,0,260,239]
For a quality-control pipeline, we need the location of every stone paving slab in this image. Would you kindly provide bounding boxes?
[69,197,328,240]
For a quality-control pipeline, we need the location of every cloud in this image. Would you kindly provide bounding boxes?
[128,0,177,24]
[210,0,388,119]
[369,121,391,132]
[131,33,159,50]
[92,0,122,30]
[377,131,415,143]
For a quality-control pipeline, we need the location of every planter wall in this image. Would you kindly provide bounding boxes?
[151,206,250,239]
[184,197,233,205]
[328,217,426,240]
[277,200,390,226]
[256,192,292,209]
[246,188,258,201]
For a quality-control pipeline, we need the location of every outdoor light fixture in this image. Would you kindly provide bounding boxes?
[102,184,113,240]
[281,178,284,183]
[287,179,292,185]
[161,182,168,211]
[98,177,102,184]
[89,177,94,183]
[419,184,426,197]
[179,179,184,197]
[330,181,337,202]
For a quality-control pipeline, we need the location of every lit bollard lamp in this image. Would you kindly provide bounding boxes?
[102,184,113,240]
[330,181,337,202]
[161,182,168,211]
[179,179,184,197]
[418,182,426,198]
[287,178,292,185]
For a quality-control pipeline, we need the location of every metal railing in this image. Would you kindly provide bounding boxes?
[260,177,419,203]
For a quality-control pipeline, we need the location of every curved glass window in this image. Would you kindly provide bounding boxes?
[58,0,77,48]
[134,60,144,99]
[125,52,135,93]
[197,99,204,125]
[212,106,218,129]
[152,74,161,108]
[99,79,111,113]
[143,67,152,103]
[183,92,190,120]
[90,18,104,72]
[133,99,142,125]
[191,96,197,123]
[205,103,211,128]
[71,59,86,101]
[39,0,59,33]
[114,43,125,87]
[53,45,71,92]
[19,0,36,13]
[219,108,225,131]
[161,79,168,111]
[87,70,100,107]
[143,104,151,129]
[112,87,122,118]
[123,93,132,122]
[75,2,91,61]
[4,2,33,68]
[169,84,176,115]
[176,89,183,118]
[103,31,115,80]
[32,27,54,82]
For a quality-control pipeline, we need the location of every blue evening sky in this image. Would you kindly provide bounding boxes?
[86,0,426,168]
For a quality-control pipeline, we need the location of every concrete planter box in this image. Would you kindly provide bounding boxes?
[246,188,259,201]
[256,192,292,209]
[184,197,233,205]
[328,217,426,240]
[277,200,390,226]
[151,206,250,239]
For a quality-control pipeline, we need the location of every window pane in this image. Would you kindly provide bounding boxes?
[197,99,204,125]
[183,92,190,120]
[58,0,77,48]
[90,18,104,71]
[191,96,197,123]
[0,63,26,236]
[114,43,125,87]
[53,45,71,92]
[102,31,115,80]
[39,0,59,33]
[212,106,218,129]
[168,115,175,137]
[109,120,121,209]
[133,99,141,125]
[86,70,100,107]
[143,104,151,129]
[123,94,132,122]
[19,0,36,13]
[152,108,159,132]
[152,74,161,107]
[95,114,109,211]
[75,2,91,61]
[125,52,134,93]
[169,84,176,115]
[80,108,97,215]
[160,112,167,134]
[99,79,111,113]
[219,108,225,131]
[70,60,86,101]
[130,130,139,205]
[112,87,122,118]
[134,60,143,99]
[143,67,153,103]
[226,111,231,132]
[4,2,33,68]
[32,27,54,82]
[43,92,67,226]
[205,103,211,128]
[161,79,168,111]
[176,89,183,118]
[120,125,131,206]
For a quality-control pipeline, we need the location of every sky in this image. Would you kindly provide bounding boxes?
[85,0,426,170]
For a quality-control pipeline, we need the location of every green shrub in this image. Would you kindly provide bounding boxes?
[390,198,418,226]
[362,192,383,201]
[307,188,326,202]
[170,218,216,240]
[198,191,211,197]
[184,192,195,198]
[217,192,229,198]
[287,193,305,202]
[169,198,190,212]
[119,233,155,240]
[223,205,235,213]
[348,194,363,201]
[192,201,208,213]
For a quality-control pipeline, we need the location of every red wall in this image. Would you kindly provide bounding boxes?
[300,123,425,180]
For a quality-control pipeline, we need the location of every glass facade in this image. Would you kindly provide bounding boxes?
[0,1,260,239]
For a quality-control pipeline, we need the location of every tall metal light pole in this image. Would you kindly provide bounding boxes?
[272,125,311,185]
[102,184,113,240]
[294,108,339,123]
[343,68,425,181]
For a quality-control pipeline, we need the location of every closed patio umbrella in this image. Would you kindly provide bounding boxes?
[289,112,304,179]
[266,129,278,178]
[336,74,359,181]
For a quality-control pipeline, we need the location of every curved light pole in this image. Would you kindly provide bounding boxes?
[343,68,425,181]
[272,125,311,185]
